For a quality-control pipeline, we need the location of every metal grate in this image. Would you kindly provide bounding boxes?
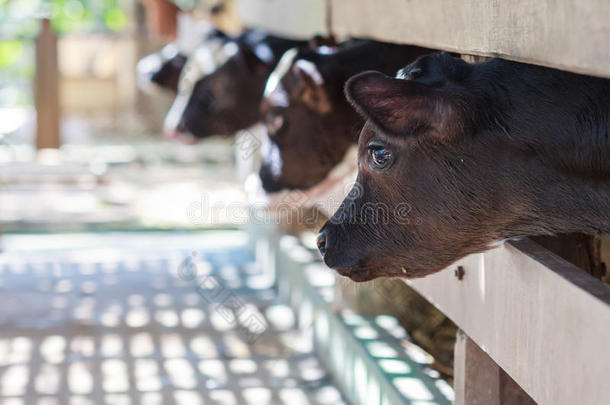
[0,231,347,405]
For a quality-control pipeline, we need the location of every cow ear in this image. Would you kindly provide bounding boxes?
[345,71,459,138]
[291,59,332,113]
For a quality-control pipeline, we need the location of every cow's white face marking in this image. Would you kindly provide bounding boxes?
[263,48,299,108]
[163,91,191,135]
[294,59,324,85]
[254,43,273,64]
[136,53,162,93]
[316,45,336,55]
[396,66,422,80]
[164,37,236,135]
[137,43,180,93]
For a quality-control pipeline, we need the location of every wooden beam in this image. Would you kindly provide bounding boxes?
[233,0,610,77]
[235,0,329,39]
[35,19,61,149]
[331,0,610,78]
[406,239,610,405]
[531,234,604,279]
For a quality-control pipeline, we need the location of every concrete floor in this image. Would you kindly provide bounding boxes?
[0,232,347,405]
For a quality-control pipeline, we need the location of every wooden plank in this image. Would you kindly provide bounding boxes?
[233,0,610,76]
[35,19,61,149]
[406,239,610,405]
[530,234,604,279]
[235,0,329,39]
[330,0,610,78]
[454,330,500,405]
[454,330,536,405]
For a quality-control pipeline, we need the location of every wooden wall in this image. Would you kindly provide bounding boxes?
[236,0,610,78]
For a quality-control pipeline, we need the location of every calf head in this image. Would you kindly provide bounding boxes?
[318,53,610,281]
[259,42,432,192]
[259,47,355,191]
[164,30,307,141]
[137,30,229,94]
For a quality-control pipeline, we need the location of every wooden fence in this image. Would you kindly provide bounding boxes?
[236,1,610,403]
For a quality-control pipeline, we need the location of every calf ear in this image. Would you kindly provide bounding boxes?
[291,59,332,113]
[345,71,459,138]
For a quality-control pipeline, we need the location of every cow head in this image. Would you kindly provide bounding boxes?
[259,42,433,192]
[317,52,610,281]
[258,47,356,192]
[137,29,229,95]
[163,30,307,142]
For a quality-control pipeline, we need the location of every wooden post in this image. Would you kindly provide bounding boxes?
[531,233,605,279]
[454,330,537,405]
[454,330,500,405]
[35,18,60,149]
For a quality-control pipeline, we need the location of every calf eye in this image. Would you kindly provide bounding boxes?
[368,145,393,169]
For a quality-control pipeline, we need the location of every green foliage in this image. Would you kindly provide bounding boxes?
[0,0,128,38]
[0,40,23,68]
[104,6,126,32]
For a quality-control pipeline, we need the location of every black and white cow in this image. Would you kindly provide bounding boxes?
[136,29,230,94]
[163,29,308,142]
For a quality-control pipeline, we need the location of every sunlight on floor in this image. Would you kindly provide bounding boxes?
[0,232,347,404]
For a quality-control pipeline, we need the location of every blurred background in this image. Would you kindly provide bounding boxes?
[0,0,244,232]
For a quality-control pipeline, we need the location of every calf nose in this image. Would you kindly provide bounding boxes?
[317,224,360,270]
[163,125,197,144]
[316,231,327,257]
[163,128,180,140]
[163,119,187,139]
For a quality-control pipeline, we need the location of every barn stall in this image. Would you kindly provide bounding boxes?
[0,0,609,404]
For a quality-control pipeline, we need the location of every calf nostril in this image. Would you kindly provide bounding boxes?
[316,232,326,257]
